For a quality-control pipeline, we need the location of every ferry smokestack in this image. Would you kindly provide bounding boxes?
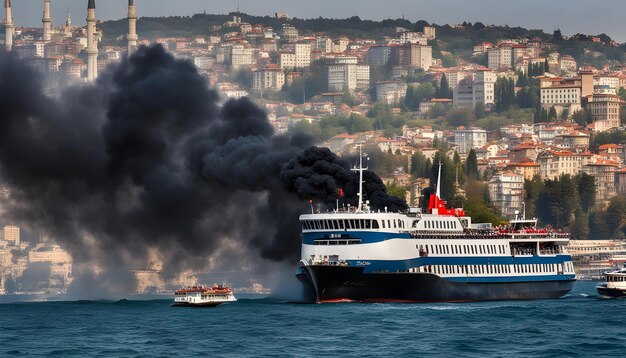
[43,0,52,42]
[4,0,13,51]
[127,0,138,55]
[86,0,98,81]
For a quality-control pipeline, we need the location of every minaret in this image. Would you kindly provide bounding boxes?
[42,0,52,42]
[66,11,71,27]
[127,0,137,55]
[86,0,98,81]
[4,0,13,51]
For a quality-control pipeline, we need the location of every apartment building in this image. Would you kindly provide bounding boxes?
[452,70,497,107]
[376,81,408,104]
[537,150,593,179]
[253,67,285,91]
[488,172,525,218]
[453,128,487,154]
[327,63,370,92]
[539,71,593,116]
[389,43,432,70]
[586,93,622,132]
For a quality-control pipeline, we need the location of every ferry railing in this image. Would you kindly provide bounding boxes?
[409,230,570,240]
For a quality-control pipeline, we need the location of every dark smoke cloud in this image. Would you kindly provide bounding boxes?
[0,45,406,294]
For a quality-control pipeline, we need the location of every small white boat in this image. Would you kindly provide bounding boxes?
[172,284,237,307]
[597,267,626,298]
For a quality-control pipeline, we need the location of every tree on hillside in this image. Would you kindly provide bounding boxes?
[436,74,453,99]
[404,82,436,111]
[606,195,626,239]
[575,173,596,213]
[453,151,465,185]
[495,77,515,112]
[465,148,479,180]
[548,106,558,121]
[524,175,544,219]
[474,102,486,119]
[535,174,580,228]
[410,152,429,178]
[553,29,564,42]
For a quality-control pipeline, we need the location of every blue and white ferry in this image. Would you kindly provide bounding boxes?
[295,154,576,303]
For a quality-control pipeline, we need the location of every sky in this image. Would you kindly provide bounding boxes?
[8,0,626,42]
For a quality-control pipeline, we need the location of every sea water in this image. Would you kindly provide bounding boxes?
[1,281,624,357]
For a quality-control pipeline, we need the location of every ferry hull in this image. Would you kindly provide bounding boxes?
[171,302,224,307]
[597,286,626,299]
[296,265,575,303]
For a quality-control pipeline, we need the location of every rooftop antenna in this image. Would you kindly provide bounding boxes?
[351,145,368,212]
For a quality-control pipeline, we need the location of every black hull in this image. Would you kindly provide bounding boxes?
[597,286,626,298]
[297,265,575,303]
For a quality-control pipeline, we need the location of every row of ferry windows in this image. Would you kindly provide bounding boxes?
[607,276,626,282]
[424,220,458,230]
[419,244,508,255]
[422,263,568,275]
[302,219,405,231]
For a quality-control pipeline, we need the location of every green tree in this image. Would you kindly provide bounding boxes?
[465,148,479,180]
[410,152,429,178]
[429,103,447,118]
[524,175,544,219]
[474,102,486,119]
[445,107,475,127]
[535,174,580,228]
[453,151,465,185]
[436,74,453,99]
[568,209,590,240]
[387,185,407,201]
[606,195,626,239]
[548,106,558,121]
[575,173,596,212]
[495,77,515,112]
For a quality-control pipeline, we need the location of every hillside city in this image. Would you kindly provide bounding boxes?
[2,2,626,295]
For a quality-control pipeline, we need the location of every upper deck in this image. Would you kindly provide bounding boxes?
[299,209,570,243]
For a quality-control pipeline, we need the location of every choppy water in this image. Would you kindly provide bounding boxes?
[1,281,625,357]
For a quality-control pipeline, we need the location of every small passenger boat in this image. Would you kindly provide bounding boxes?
[172,284,237,307]
[597,267,626,298]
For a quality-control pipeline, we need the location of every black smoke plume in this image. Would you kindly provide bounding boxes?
[0,45,406,294]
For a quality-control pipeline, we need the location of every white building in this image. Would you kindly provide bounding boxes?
[452,70,496,107]
[279,52,296,70]
[489,172,525,218]
[193,56,214,70]
[539,72,593,116]
[536,150,593,179]
[376,81,408,104]
[423,26,436,39]
[281,24,298,42]
[327,63,370,92]
[29,245,72,264]
[294,43,311,68]
[488,46,512,70]
[230,45,255,69]
[587,93,622,132]
[253,67,285,91]
[453,128,487,154]
[3,226,19,246]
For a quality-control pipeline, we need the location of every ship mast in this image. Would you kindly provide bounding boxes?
[436,161,442,199]
[351,145,368,212]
